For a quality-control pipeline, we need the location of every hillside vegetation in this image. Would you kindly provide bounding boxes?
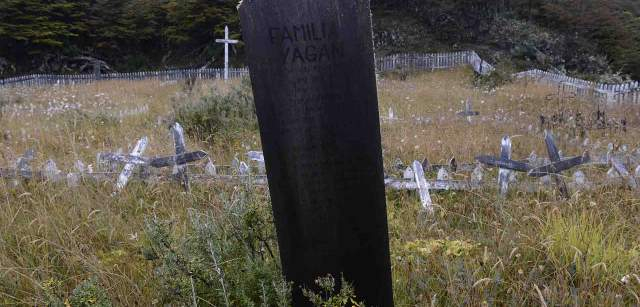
[1,0,639,79]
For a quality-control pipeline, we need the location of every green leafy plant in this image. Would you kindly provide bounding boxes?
[67,278,112,307]
[41,277,112,307]
[302,274,364,307]
[142,186,290,306]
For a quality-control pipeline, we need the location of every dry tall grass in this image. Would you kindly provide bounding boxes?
[1,69,639,305]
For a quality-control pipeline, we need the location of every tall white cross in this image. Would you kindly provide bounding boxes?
[215,26,239,80]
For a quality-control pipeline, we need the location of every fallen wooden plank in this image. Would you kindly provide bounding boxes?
[412,160,433,213]
[476,156,530,172]
[528,154,590,178]
[116,137,148,191]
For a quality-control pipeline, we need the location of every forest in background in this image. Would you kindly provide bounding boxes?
[0,0,639,80]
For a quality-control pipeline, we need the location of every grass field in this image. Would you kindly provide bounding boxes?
[1,68,640,306]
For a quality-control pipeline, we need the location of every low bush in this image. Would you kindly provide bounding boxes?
[174,78,258,140]
[43,277,112,307]
[142,185,290,306]
[302,274,364,307]
[474,69,513,89]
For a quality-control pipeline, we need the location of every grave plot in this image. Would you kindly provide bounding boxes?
[6,130,636,199]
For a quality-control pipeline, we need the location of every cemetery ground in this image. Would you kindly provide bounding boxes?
[1,68,640,305]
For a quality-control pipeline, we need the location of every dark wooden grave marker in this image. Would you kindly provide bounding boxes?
[527,131,590,198]
[99,151,208,169]
[239,1,393,305]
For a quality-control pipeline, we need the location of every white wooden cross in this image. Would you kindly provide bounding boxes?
[171,123,190,191]
[116,137,148,192]
[412,160,433,213]
[498,136,513,197]
[215,26,240,80]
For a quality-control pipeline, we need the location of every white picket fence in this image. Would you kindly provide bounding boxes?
[375,50,494,75]
[0,68,250,87]
[513,69,640,105]
[1,50,639,105]
[374,52,639,105]
[0,51,491,88]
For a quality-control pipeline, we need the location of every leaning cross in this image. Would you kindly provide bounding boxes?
[170,123,190,191]
[527,131,590,198]
[498,137,513,196]
[101,150,208,169]
[412,160,433,213]
[476,136,530,196]
[116,137,148,191]
[101,133,207,191]
[215,26,240,80]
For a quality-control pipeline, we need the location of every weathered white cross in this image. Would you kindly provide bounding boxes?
[215,26,240,80]
[116,137,148,192]
[412,160,433,214]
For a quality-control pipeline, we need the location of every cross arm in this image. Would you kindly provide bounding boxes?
[528,153,590,178]
[545,131,561,162]
[215,39,240,44]
[151,151,209,168]
[475,155,530,172]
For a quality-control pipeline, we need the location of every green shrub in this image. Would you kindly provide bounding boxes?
[174,78,258,140]
[302,274,364,307]
[42,277,112,307]
[67,278,112,307]
[474,69,513,89]
[143,186,290,306]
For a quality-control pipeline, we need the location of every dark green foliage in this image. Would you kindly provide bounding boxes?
[474,69,513,90]
[67,278,112,307]
[302,275,364,307]
[43,277,112,307]
[174,78,257,140]
[0,0,639,78]
[372,0,640,79]
[0,0,241,75]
